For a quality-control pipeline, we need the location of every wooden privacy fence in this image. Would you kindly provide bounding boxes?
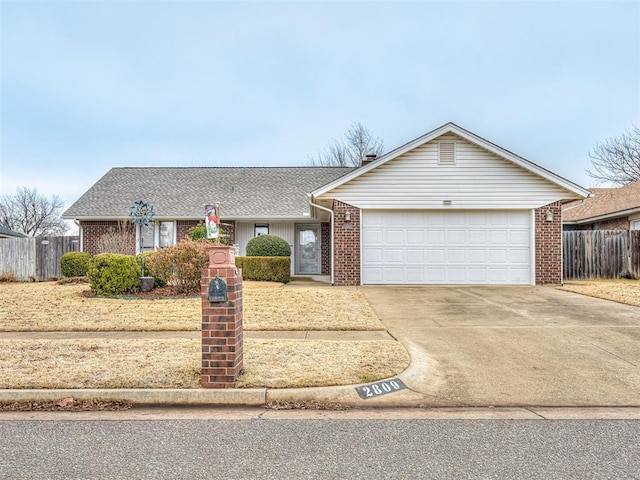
[563,230,640,280]
[0,236,79,281]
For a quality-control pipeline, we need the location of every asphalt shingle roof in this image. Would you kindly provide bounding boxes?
[63,167,354,219]
[563,180,640,222]
[0,226,26,237]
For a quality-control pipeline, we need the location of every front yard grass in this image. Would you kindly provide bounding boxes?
[0,282,385,331]
[559,279,640,307]
[0,338,408,389]
[0,281,404,389]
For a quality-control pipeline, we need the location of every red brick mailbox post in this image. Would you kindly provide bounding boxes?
[201,245,243,388]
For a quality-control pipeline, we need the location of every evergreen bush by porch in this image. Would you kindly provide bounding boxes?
[245,235,291,257]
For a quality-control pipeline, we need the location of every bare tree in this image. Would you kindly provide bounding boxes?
[0,187,68,236]
[97,220,135,255]
[586,125,640,186]
[308,122,384,167]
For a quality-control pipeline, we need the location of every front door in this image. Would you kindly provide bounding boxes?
[296,224,321,275]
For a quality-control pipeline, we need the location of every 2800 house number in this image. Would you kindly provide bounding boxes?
[355,378,407,400]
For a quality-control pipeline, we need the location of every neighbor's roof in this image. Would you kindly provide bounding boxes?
[563,180,640,223]
[0,226,27,238]
[63,167,353,219]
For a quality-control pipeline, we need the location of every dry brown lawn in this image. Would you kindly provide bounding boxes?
[0,282,199,331]
[236,339,409,388]
[559,279,640,307]
[0,282,385,332]
[0,338,408,389]
[0,281,403,389]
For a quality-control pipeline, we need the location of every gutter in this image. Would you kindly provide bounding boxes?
[307,194,334,285]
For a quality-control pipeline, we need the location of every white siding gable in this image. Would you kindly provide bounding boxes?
[318,133,576,210]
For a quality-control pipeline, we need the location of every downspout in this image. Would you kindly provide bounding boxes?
[74,220,82,252]
[307,194,334,285]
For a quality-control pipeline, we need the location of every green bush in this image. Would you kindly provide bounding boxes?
[60,252,92,278]
[146,238,210,294]
[188,221,226,244]
[245,235,291,257]
[236,256,290,283]
[87,253,141,296]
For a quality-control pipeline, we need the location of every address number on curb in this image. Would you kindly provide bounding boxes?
[355,378,407,400]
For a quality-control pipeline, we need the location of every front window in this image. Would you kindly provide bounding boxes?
[255,224,269,236]
[159,221,175,247]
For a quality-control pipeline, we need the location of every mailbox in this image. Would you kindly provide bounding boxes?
[208,276,227,302]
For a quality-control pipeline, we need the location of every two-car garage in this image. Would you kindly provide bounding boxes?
[362,210,532,285]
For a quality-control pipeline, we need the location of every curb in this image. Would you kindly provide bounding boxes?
[0,388,267,406]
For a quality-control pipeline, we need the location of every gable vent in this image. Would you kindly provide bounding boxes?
[438,141,456,165]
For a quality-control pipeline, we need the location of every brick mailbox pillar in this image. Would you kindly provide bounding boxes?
[201,245,243,388]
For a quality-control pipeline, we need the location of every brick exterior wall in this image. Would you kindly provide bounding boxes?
[176,220,199,242]
[333,200,360,286]
[201,246,243,388]
[222,220,236,246]
[321,222,331,275]
[82,219,237,256]
[535,201,563,285]
[80,221,136,256]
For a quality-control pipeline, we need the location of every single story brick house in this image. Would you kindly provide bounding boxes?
[63,122,590,286]
[562,180,640,231]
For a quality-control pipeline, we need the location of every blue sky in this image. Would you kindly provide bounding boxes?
[1,0,639,211]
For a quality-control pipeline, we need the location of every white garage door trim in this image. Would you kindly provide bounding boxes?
[362,210,533,285]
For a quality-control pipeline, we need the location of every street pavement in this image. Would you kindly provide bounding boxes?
[1,413,638,479]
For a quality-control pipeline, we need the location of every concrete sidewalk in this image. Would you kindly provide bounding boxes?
[0,330,393,341]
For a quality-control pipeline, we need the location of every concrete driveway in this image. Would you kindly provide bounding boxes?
[360,286,640,407]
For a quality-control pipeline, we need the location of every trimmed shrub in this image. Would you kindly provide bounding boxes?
[61,252,92,278]
[87,253,141,296]
[246,235,291,257]
[236,256,290,283]
[188,221,226,244]
[146,238,210,294]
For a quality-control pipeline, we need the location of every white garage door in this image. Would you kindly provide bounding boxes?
[362,210,532,285]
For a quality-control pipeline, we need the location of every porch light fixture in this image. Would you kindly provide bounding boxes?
[344,210,351,222]
[546,210,554,222]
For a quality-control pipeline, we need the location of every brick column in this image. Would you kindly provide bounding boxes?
[201,245,243,388]
[333,200,361,286]
[535,201,563,285]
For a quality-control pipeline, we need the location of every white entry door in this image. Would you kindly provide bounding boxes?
[296,224,321,275]
[362,210,532,285]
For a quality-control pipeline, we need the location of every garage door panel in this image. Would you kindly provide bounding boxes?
[447,249,466,263]
[406,230,424,244]
[362,210,532,285]
[406,249,424,262]
[385,248,404,263]
[385,230,404,244]
[427,230,445,244]
[468,230,487,244]
[363,247,384,263]
[510,230,529,245]
[363,229,383,244]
